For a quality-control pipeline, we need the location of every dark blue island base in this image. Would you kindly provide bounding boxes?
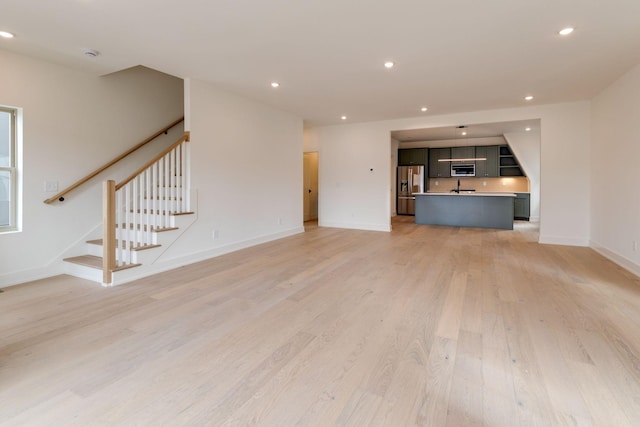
[414,193,516,230]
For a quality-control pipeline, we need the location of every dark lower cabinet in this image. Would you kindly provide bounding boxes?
[514,193,530,220]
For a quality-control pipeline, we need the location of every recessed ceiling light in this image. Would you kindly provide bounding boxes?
[341,115,347,120]
[559,27,574,36]
[420,107,428,112]
[524,95,534,101]
[525,127,531,132]
[0,31,15,39]
[271,82,280,88]
[461,131,467,136]
[384,61,395,69]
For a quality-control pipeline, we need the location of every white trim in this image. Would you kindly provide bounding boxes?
[538,235,589,247]
[590,241,640,278]
[0,105,20,233]
[0,264,65,289]
[318,221,391,232]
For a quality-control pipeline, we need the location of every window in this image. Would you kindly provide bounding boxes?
[0,106,19,232]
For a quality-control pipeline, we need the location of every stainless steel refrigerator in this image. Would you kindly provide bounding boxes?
[397,166,424,215]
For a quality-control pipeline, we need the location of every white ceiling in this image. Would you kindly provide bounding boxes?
[2,0,639,126]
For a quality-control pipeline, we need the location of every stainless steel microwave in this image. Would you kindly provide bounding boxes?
[451,163,475,176]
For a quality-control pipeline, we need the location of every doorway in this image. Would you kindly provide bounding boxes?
[303,152,318,221]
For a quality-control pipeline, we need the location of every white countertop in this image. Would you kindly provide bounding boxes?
[414,192,516,197]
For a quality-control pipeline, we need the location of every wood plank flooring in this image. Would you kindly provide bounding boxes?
[2,217,640,426]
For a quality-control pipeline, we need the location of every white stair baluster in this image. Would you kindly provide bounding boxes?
[185,141,191,212]
[175,146,181,213]
[133,177,138,255]
[125,184,131,265]
[170,148,175,213]
[152,162,158,232]
[162,155,171,228]
[145,168,150,246]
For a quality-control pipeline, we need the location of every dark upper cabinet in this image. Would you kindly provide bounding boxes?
[428,148,451,178]
[499,145,525,176]
[475,145,499,177]
[450,146,475,164]
[398,148,427,166]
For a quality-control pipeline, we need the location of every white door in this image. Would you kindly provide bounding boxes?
[303,152,318,221]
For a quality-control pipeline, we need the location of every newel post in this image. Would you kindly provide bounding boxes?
[103,180,116,285]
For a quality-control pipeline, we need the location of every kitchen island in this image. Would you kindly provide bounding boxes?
[414,192,516,230]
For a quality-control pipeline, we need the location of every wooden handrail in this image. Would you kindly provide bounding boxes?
[116,131,190,191]
[44,117,184,204]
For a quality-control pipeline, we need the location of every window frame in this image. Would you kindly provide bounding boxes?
[0,105,19,233]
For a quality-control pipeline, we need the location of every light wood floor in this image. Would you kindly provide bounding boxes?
[2,217,640,426]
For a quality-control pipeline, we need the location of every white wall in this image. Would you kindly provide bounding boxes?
[157,79,304,263]
[0,50,184,287]
[504,131,541,220]
[309,101,591,244]
[591,63,640,275]
[316,123,393,232]
[303,126,320,152]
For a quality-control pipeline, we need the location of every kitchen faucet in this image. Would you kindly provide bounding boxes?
[452,179,461,193]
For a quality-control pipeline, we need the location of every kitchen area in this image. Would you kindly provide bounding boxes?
[393,121,538,230]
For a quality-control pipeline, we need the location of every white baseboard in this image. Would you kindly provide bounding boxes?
[0,264,65,289]
[538,235,589,247]
[590,241,640,278]
[318,221,391,232]
[0,223,102,288]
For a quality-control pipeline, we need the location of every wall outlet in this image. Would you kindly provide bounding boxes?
[435,181,439,186]
[483,181,487,186]
[633,241,637,252]
[212,229,219,239]
[44,180,58,192]
[278,218,283,225]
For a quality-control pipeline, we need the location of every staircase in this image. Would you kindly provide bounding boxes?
[63,131,195,286]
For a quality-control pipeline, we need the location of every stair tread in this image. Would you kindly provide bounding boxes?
[86,239,161,251]
[64,255,102,268]
[63,255,141,271]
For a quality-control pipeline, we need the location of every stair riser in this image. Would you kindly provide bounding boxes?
[115,229,160,243]
[118,213,177,227]
[64,262,103,283]
[86,245,144,263]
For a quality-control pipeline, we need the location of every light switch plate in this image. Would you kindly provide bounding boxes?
[44,180,58,192]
